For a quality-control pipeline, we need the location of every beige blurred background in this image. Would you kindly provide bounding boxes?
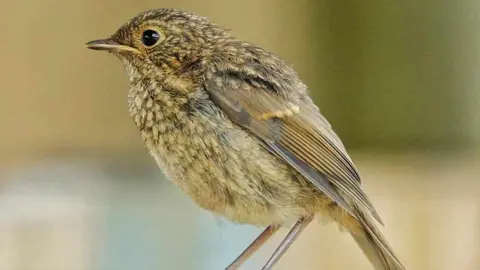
[1,0,479,270]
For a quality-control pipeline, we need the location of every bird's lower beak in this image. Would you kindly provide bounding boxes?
[85,38,139,53]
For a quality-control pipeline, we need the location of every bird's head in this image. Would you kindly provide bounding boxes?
[86,8,231,80]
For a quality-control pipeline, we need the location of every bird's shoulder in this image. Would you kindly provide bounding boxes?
[203,41,307,98]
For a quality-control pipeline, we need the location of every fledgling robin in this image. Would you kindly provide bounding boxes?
[86,8,406,270]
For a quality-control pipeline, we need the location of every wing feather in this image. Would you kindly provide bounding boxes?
[204,64,383,224]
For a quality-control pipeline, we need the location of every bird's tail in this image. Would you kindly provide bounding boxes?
[350,207,406,270]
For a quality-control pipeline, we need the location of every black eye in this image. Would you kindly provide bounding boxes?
[141,29,161,47]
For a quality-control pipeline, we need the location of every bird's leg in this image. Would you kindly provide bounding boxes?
[261,216,313,270]
[226,224,280,270]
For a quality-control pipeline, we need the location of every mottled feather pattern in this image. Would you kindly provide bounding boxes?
[87,8,406,269]
[204,49,384,224]
[127,69,352,227]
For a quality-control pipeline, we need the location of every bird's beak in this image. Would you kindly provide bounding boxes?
[85,38,139,53]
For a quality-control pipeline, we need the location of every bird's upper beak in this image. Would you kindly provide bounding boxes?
[85,38,139,53]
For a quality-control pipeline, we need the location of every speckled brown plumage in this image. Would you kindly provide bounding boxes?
[86,8,406,270]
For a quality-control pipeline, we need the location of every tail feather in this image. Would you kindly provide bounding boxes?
[350,207,406,270]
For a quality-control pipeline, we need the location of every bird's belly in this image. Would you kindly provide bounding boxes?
[147,126,324,227]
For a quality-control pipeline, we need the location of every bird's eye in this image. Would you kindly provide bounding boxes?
[141,29,161,47]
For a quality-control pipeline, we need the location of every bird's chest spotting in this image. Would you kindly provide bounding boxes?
[128,86,233,185]
[142,114,228,184]
[127,85,307,226]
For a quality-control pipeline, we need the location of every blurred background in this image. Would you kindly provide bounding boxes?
[1,0,479,269]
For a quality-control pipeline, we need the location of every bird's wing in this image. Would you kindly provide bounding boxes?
[203,64,383,224]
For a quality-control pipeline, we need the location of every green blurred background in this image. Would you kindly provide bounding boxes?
[0,1,479,270]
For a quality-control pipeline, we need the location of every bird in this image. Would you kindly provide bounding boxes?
[86,8,406,270]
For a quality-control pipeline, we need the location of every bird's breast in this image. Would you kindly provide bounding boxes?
[128,86,320,225]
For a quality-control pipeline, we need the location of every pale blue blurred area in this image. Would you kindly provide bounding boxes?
[0,158,264,270]
[95,164,264,270]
